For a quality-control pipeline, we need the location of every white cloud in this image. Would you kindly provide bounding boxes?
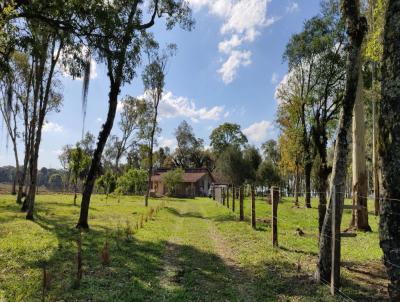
[43,122,64,133]
[271,72,279,85]
[188,0,276,84]
[96,117,103,123]
[159,91,224,122]
[286,2,299,13]
[219,50,251,84]
[159,137,176,150]
[243,120,274,143]
[218,34,243,54]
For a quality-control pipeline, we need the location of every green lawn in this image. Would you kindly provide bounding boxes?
[0,193,387,301]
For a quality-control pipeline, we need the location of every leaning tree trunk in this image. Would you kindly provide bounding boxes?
[77,83,120,229]
[379,1,400,299]
[350,70,371,231]
[316,0,366,284]
[317,164,329,236]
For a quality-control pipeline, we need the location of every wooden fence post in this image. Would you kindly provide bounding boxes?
[232,186,235,212]
[271,186,279,247]
[227,186,230,209]
[251,185,256,229]
[239,186,244,221]
[331,186,341,295]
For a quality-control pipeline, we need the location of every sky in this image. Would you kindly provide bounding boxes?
[0,0,322,169]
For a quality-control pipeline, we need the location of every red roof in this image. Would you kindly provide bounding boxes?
[151,168,213,183]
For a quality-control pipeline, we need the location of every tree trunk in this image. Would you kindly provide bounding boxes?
[317,166,329,236]
[379,1,400,299]
[316,0,366,284]
[251,185,256,228]
[239,186,244,221]
[77,84,120,229]
[232,185,235,212]
[350,70,371,231]
[305,162,312,208]
[294,162,300,207]
[74,182,77,206]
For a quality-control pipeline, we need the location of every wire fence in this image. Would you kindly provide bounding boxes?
[213,188,395,301]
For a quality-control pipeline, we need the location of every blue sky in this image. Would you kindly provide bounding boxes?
[0,0,321,168]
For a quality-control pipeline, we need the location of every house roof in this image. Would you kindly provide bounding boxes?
[151,168,213,183]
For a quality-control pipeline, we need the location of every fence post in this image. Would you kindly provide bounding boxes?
[331,186,341,295]
[251,185,256,229]
[271,186,279,247]
[227,186,230,209]
[239,186,244,221]
[232,185,235,212]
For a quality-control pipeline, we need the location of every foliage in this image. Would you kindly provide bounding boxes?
[215,145,247,186]
[209,123,248,154]
[257,160,281,188]
[117,168,148,195]
[163,168,184,195]
[365,0,387,62]
[243,146,262,184]
[96,170,117,196]
[173,120,208,168]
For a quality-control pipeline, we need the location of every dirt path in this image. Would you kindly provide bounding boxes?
[157,200,256,301]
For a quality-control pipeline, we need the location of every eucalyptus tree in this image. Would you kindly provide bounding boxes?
[316,0,367,284]
[76,0,193,229]
[173,120,206,168]
[141,44,175,207]
[378,0,400,299]
[0,53,27,196]
[278,0,346,223]
[104,97,147,172]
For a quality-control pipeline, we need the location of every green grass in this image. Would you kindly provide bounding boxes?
[0,193,387,301]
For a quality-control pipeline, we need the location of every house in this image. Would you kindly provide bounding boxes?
[150,168,214,198]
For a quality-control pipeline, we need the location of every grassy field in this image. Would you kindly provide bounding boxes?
[0,193,387,301]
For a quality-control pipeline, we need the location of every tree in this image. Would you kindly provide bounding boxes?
[117,168,147,195]
[69,145,91,205]
[163,168,183,196]
[173,120,206,168]
[48,173,63,191]
[378,0,400,299]
[257,160,281,189]
[365,0,388,216]
[76,0,193,229]
[261,139,280,165]
[316,0,367,284]
[215,145,247,220]
[142,44,175,207]
[105,97,147,172]
[278,1,346,225]
[350,70,371,231]
[96,170,117,199]
[209,123,248,155]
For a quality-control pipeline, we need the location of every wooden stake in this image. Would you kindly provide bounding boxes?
[271,186,279,247]
[251,185,256,229]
